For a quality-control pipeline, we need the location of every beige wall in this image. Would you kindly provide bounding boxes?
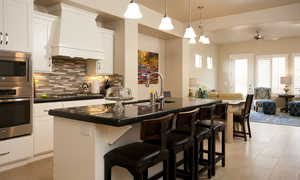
[189,43,219,92]
[137,33,166,100]
[218,37,300,93]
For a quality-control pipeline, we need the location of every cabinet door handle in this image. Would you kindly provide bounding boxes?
[48,57,52,67]
[0,32,3,45]
[5,33,8,45]
[0,152,10,156]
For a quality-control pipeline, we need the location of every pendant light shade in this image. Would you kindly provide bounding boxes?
[124,0,143,19]
[159,16,174,30]
[159,0,174,30]
[203,37,210,44]
[199,35,206,43]
[184,26,197,38]
[189,37,196,44]
[184,0,196,38]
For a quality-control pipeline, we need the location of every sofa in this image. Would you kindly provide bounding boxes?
[208,92,244,100]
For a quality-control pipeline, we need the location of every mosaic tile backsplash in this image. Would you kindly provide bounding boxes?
[33,58,121,97]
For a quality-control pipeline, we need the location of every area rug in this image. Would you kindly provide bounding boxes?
[250,111,300,127]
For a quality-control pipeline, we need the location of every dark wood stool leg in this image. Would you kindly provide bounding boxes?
[169,151,177,180]
[221,129,226,167]
[199,140,204,161]
[194,141,199,180]
[207,136,212,179]
[184,150,189,172]
[133,173,143,180]
[241,121,247,141]
[104,159,112,180]
[143,170,148,180]
[247,118,252,138]
[163,160,169,180]
[211,131,216,176]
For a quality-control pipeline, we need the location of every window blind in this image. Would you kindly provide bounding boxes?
[294,56,300,94]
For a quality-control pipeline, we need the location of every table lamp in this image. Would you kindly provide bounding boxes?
[280,76,290,94]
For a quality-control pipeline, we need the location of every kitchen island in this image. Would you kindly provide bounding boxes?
[49,98,220,180]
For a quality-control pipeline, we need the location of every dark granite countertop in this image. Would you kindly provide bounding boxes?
[34,94,105,103]
[49,97,221,126]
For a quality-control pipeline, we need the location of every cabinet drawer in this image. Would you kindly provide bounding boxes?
[33,102,63,117]
[0,136,33,166]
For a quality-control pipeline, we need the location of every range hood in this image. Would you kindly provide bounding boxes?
[49,3,104,60]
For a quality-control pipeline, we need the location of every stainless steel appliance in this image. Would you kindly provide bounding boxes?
[0,51,32,140]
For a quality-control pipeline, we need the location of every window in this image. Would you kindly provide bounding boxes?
[234,59,248,95]
[256,57,271,88]
[294,56,300,94]
[207,56,213,69]
[256,55,287,94]
[195,54,202,68]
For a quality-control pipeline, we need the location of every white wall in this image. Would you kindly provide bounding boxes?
[137,33,166,100]
[218,36,300,93]
[189,43,219,91]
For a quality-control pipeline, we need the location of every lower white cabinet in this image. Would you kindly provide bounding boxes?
[33,99,112,156]
[33,102,63,155]
[0,136,33,166]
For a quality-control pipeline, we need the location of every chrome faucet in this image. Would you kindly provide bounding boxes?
[144,72,164,100]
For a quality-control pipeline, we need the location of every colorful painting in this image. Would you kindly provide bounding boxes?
[138,50,159,84]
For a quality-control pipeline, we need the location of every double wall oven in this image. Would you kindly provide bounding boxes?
[0,51,32,140]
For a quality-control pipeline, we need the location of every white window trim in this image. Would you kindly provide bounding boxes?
[292,53,300,95]
[207,56,213,70]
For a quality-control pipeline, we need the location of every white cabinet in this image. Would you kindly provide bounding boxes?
[87,28,114,75]
[0,0,32,52]
[32,12,57,73]
[0,136,33,166]
[33,99,112,156]
[33,102,63,155]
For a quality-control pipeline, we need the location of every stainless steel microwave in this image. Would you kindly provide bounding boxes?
[0,51,31,83]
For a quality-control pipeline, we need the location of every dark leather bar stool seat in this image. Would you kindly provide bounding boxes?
[197,105,226,176]
[105,142,168,168]
[104,114,175,180]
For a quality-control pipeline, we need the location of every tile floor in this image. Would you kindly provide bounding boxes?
[1,122,300,180]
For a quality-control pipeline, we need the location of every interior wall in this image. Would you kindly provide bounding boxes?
[218,36,300,93]
[189,43,219,92]
[137,33,166,100]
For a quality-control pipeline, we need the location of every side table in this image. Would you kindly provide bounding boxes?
[278,94,295,113]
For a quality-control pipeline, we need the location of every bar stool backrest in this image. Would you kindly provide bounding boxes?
[213,103,228,120]
[242,94,254,118]
[198,105,216,124]
[141,114,175,149]
[176,108,199,137]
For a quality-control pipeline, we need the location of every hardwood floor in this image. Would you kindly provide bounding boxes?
[1,122,300,180]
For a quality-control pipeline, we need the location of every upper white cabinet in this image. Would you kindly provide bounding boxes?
[87,28,114,75]
[32,12,57,73]
[0,0,32,52]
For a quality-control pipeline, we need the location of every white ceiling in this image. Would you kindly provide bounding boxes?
[138,0,300,22]
[207,20,300,44]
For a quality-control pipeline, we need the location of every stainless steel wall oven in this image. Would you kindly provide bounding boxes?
[0,51,32,140]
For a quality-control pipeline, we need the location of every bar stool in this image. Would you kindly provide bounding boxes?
[197,105,226,176]
[142,108,198,180]
[175,109,213,179]
[104,114,175,180]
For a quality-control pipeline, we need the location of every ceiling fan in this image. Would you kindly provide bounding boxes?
[254,30,264,40]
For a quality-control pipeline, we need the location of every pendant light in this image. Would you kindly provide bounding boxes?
[184,0,196,38]
[189,37,197,44]
[124,0,143,19]
[159,0,174,30]
[197,6,211,44]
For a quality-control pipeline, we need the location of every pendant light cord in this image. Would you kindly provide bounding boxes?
[165,0,167,17]
[189,0,192,26]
